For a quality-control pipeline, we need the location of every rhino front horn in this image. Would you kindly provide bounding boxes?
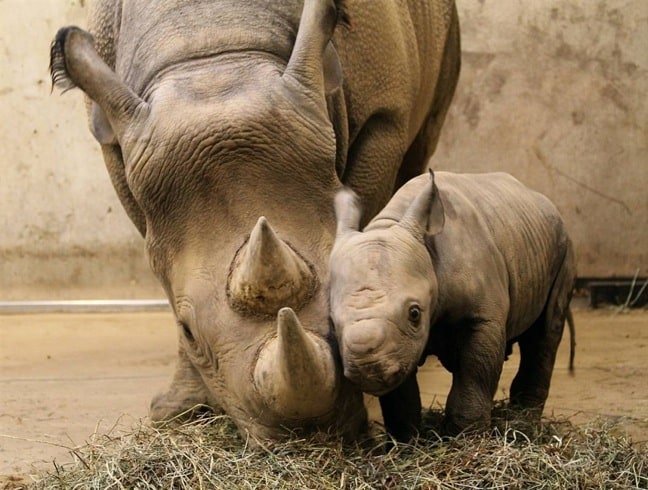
[228,217,317,317]
[254,307,338,419]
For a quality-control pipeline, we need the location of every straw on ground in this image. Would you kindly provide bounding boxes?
[29,406,648,489]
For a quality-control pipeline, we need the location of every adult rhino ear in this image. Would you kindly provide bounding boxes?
[334,187,362,238]
[50,26,148,144]
[323,42,343,96]
[90,102,116,145]
[400,170,445,240]
[284,0,348,110]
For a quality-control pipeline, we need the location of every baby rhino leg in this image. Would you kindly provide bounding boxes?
[509,317,554,418]
[510,311,572,417]
[379,371,422,442]
[443,321,506,435]
[510,253,574,415]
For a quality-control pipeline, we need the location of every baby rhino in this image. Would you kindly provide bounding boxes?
[330,170,575,441]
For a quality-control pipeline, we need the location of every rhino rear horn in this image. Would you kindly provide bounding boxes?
[228,217,317,316]
[50,27,148,143]
[253,307,338,419]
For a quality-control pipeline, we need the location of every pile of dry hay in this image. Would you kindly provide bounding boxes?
[31,407,647,489]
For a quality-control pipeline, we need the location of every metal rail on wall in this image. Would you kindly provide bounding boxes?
[0,300,170,314]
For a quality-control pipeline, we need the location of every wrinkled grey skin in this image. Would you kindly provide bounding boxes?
[48,0,460,440]
[331,171,575,440]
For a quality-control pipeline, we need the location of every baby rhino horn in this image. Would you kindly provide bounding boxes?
[228,217,317,316]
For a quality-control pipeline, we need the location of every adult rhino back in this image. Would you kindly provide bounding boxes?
[49,0,460,440]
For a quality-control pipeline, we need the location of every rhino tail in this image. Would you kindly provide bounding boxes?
[566,307,576,375]
[549,237,577,374]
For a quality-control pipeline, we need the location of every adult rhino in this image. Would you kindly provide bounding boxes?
[49,0,460,440]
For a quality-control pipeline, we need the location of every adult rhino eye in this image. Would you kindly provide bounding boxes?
[408,305,422,325]
[179,321,195,343]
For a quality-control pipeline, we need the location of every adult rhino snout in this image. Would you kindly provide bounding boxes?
[228,217,317,317]
[254,307,338,419]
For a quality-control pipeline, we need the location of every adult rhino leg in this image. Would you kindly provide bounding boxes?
[510,249,576,415]
[342,5,460,224]
[443,320,506,435]
[342,115,412,224]
[378,370,422,442]
[150,345,220,425]
[395,3,461,190]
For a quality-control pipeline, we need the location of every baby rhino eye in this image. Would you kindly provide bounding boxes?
[408,305,422,325]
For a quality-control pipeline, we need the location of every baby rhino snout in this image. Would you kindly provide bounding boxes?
[343,322,386,355]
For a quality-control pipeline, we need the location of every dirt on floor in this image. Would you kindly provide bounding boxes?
[1,307,647,484]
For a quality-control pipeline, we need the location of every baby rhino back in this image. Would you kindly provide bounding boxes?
[369,171,570,334]
[435,172,570,334]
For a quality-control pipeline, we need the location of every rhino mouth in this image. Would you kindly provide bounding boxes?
[343,359,407,396]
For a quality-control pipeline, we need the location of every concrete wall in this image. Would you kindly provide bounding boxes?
[0,1,646,299]
[432,0,647,278]
[0,0,159,299]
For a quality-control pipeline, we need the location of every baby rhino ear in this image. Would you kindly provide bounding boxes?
[400,170,445,240]
[426,170,445,236]
[334,187,362,238]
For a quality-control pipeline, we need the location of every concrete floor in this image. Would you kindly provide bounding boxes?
[1,308,647,479]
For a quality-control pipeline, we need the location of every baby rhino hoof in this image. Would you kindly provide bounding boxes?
[149,390,217,426]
